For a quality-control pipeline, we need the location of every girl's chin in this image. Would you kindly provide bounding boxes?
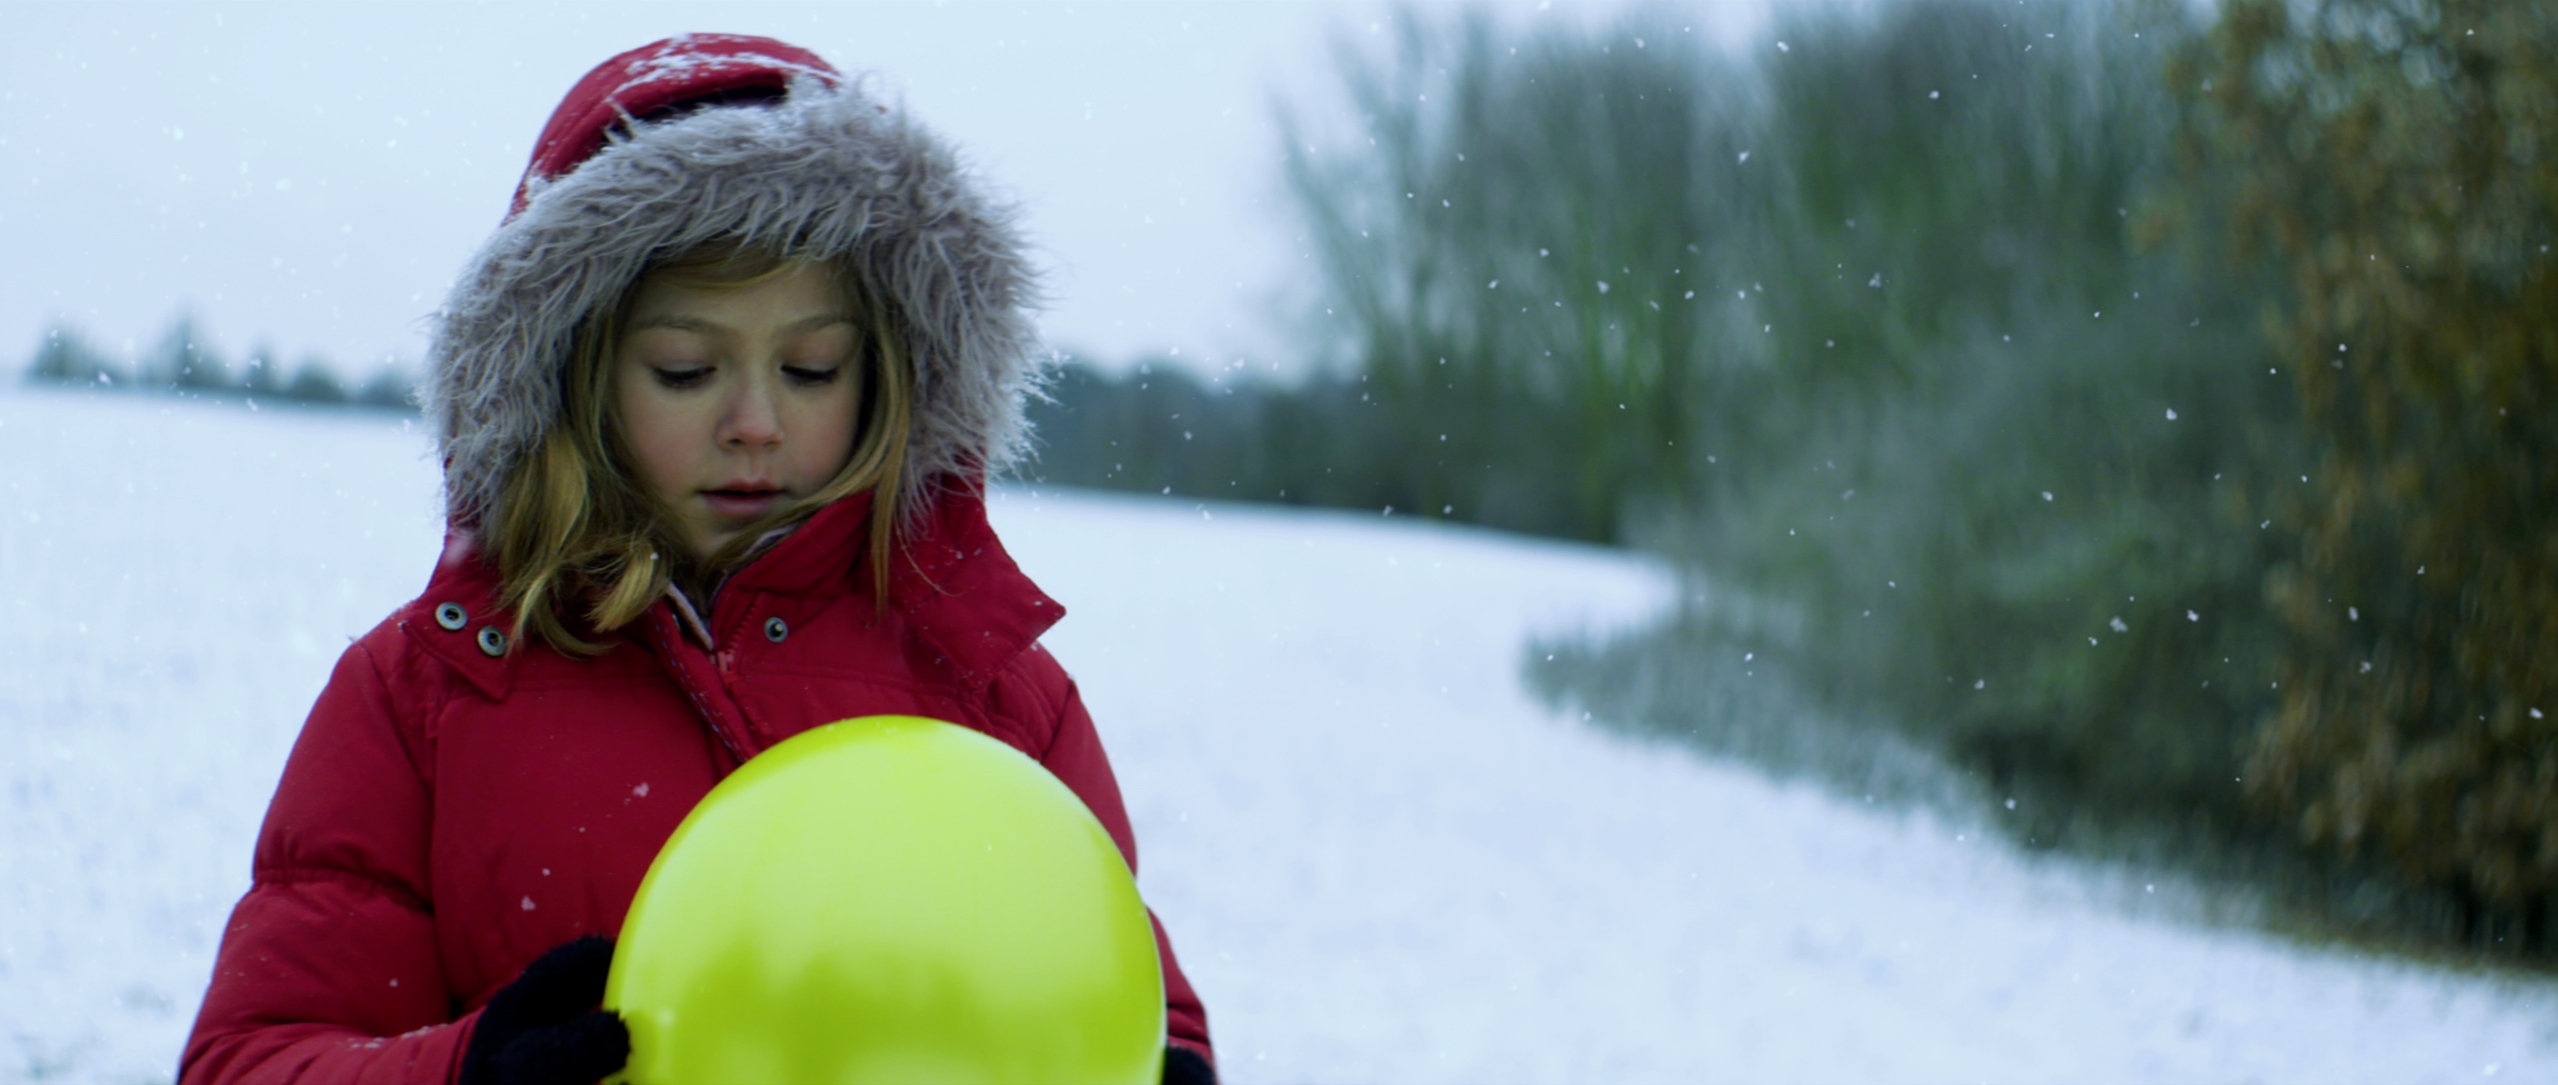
[677,503,793,560]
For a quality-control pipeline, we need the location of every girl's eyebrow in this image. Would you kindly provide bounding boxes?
[628,313,857,336]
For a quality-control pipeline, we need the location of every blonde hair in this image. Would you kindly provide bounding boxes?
[489,241,913,655]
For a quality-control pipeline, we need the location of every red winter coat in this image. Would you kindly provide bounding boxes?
[184,35,1210,1081]
[181,485,1213,1082]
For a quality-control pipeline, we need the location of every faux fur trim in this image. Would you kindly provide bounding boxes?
[426,75,1043,528]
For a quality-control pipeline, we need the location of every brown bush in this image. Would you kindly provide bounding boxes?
[2187,0,2558,944]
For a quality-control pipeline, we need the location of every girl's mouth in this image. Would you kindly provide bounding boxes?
[702,488,785,520]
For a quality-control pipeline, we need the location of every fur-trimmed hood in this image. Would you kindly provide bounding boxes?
[427,35,1042,529]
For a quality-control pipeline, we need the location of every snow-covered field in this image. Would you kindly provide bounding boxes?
[6,383,2558,1083]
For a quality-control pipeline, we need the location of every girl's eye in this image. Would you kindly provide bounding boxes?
[783,365,843,386]
[651,366,712,389]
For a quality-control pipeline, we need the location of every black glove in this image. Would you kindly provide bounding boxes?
[459,935,630,1085]
[1164,1043,1218,1085]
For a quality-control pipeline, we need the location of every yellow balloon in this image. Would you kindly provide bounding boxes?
[605,716,1165,1085]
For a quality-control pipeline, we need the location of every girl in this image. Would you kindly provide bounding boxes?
[181,34,1214,1085]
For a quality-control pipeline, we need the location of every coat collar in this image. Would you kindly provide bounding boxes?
[881,476,1066,689]
[402,528,518,703]
[406,479,1062,699]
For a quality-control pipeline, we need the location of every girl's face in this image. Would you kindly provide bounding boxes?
[613,262,863,560]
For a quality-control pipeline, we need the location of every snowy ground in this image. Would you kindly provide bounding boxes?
[6,383,2558,1083]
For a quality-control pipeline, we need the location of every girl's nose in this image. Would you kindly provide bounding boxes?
[718,385,783,448]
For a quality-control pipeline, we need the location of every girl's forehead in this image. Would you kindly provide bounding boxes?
[623,263,854,331]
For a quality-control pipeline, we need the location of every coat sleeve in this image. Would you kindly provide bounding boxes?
[998,646,1216,1076]
[182,632,477,1085]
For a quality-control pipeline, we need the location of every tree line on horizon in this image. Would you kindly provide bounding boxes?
[22,315,417,410]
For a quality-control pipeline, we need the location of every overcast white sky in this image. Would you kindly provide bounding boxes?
[2,1,1769,382]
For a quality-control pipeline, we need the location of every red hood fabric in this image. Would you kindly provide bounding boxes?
[181,485,1213,1082]
[509,33,841,220]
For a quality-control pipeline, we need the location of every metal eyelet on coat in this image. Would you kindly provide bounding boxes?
[434,602,468,631]
[476,626,508,657]
[764,616,789,643]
